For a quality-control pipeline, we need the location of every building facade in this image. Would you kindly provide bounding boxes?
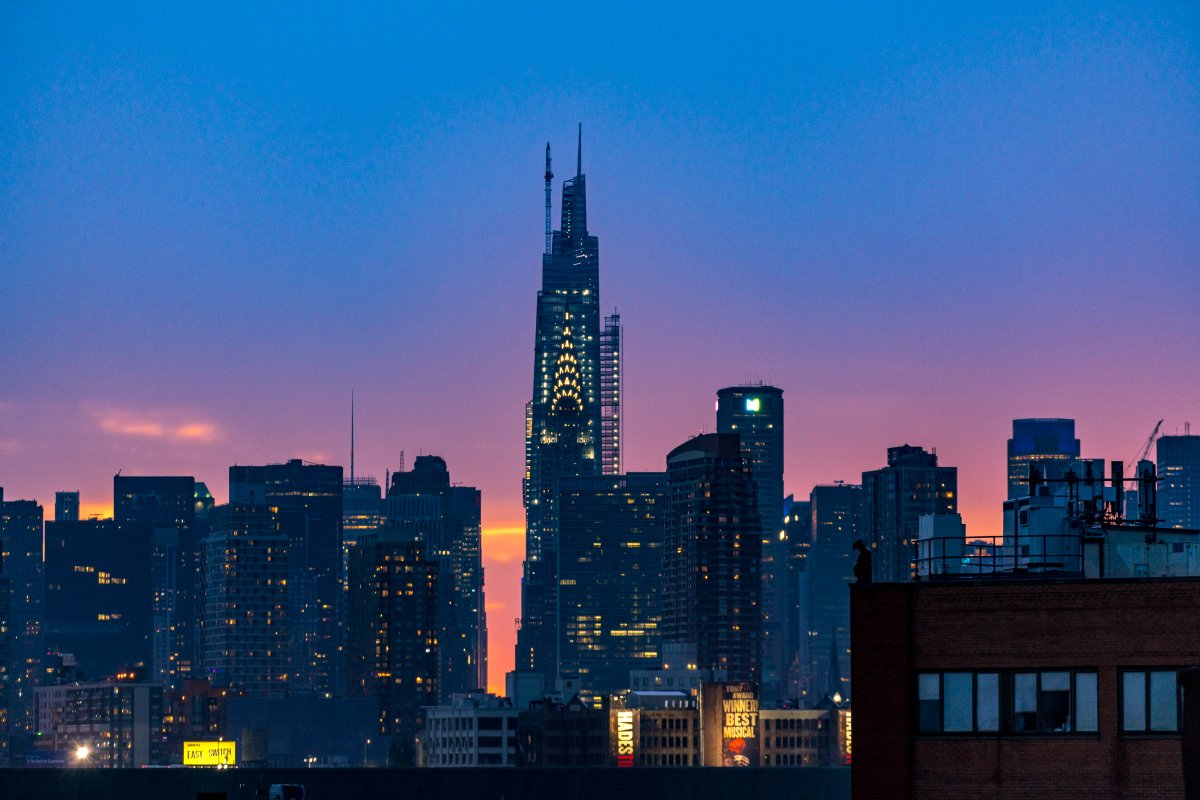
[1007,418,1081,500]
[715,385,785,701]
[663,434,762,685]
[34,674,165,768]
[806,483,862,702]
[519,131,620,684]
[422,692,519,767]
[557,472,665,696]
[54,492,79,523]
[200,504,289,696]
[346,526,438,765]
[1158,433,1199,530]
[0,491,43,738]
[861,445,957,583]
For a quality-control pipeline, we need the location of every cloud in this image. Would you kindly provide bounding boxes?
[94,408,224,445]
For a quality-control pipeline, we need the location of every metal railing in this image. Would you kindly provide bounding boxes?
[913,534,1084,580]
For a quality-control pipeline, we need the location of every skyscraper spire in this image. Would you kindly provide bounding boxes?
[350,390,355,483]
[576,123,582,177]
[544,142,553,255]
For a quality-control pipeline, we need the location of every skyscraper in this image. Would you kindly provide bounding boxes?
[0,491,43,737]
[53,492,79,522]
[716,385,784,699]
[557,472,665,695]
[663,433,761,685]
[229,460,342,693]
[781,494,811,700]
[806,482,862,702]
[200,504,289,696]
[347,526,438,766]
[1157,433,1199,530]
[1007,418,1081,500]
[519,128,620,682]
[113,475,197,689]
[861,445,957,583]
[387,455,485,697]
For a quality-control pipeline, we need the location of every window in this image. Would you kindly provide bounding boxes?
[1121,670,1180,733]
[1009,671,1096,734]
[918,670,1096,735]
[916,672,1000,733]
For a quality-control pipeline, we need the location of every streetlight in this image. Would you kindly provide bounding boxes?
[74,745,90,763]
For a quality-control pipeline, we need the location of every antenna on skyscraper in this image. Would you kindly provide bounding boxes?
[350,390,355,483]
[544,142,553,254]
[576,123,582,177]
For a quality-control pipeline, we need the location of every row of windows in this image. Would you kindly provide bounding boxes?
[918,669,1182,735]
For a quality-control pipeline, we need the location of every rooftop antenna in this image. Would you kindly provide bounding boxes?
[544,143,553,254]
[576,123,582,177]
[350,390,355,483]
[398,450,405,473]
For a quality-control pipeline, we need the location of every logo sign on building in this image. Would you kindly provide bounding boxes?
[700,682,759,767]
[609,708,640,767]
[183,740,237,766]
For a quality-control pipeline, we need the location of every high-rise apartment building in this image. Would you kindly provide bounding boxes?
[229,460,342,693]
[861,445,957,583]
[113,475,197,689]
[53,492,79,522]
[520,129,620,683]
[807,483,862,702]
[346,526,438,765]
[782,495,812,700]
[716,385,785,699]
[0,491,43,736]
[387,456,486,697]
[1157,433,1199,530]
[200,504,289,696]
[557,472,666,695]
[43,518,153,679]
[1007,418,1081,500]
[663,434,761,685]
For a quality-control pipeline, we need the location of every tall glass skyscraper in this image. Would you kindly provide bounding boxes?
[1158,434,1200,530]
[715,385,785,699]
[519,129,620,682]
[1007,418,1081,499]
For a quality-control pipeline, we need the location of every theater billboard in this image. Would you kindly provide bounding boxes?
[700,682,759,767]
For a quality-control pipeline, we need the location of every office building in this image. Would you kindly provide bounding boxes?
[716,385,785,700]
[113,475,197,689]
[43,518,153,680]
[387,456,486,697]
[663,434,762,685]
[806,483,862,702]
[557,473,666,695]
[520,130,620,684]
[53,492,79,523]
[516,693,610,767]
[1158,433,1200,530]
[1007,418,1081,500]
[422,692,519,767]
[782,495,812,700]
[230,460,342,693]
[199,504,289,696]
[861,445,957,583]
[0,491,43,737]
[346,526,438,765]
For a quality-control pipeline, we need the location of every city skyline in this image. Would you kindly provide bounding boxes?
[3,2,1199,697]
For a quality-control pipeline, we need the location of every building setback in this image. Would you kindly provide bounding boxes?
[663,433,762,685]
[557,472,666,696]
[861,445,956,583]
[715,385,786,701]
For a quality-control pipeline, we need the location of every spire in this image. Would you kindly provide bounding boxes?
[576,123,582,177]
[544,142,553,255]
[350,390,355,483]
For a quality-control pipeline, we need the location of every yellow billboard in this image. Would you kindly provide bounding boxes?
[183,740,236,766]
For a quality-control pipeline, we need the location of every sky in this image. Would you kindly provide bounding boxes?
[1,2,1198,693]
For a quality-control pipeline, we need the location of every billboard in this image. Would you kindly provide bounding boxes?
[609,708,640,767]
[700,682,759,767]
[183,740,237,766]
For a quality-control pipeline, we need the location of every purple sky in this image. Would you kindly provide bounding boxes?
[2,2,1198,690]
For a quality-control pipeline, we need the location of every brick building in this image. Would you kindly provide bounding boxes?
[852,577,1196,799]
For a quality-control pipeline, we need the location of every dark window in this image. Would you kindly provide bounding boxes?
[1121,670,1180,734]
[1010,671,1096,734]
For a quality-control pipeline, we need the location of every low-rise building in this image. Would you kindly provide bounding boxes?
[33,672,165,767]
[423,692,518,767]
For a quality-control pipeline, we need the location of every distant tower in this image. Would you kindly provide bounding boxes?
[544,143,553,254]
[54,491,80,522]
[600,312,622,475]
[1008,419,1081,500]
[1158,433,1200,529]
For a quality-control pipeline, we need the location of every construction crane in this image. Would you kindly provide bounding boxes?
[1129,419,1164,467]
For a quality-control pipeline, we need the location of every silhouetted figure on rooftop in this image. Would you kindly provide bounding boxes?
[853,539,873,584]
